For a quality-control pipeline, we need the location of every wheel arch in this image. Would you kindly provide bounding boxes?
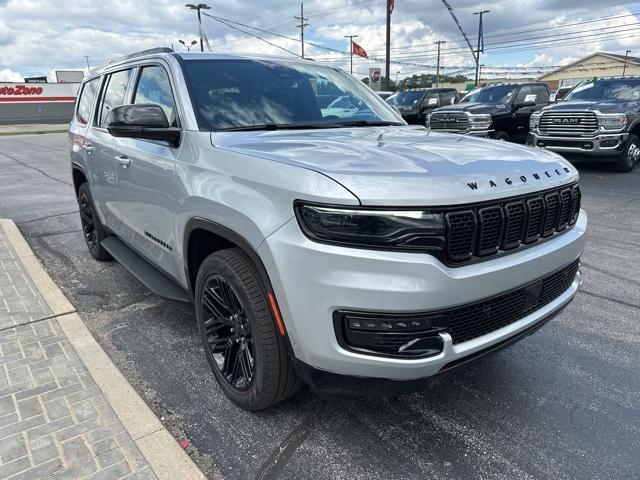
[183,217,275,297]
[71,163,88,198]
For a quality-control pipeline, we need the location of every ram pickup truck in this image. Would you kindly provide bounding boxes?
[529,76,640,172]
[428,82,551,142]
[386,88,460,125]
[70,49,586,410]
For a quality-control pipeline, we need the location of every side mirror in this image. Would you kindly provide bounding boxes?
[107,104,180,146]
[515,94,537,108]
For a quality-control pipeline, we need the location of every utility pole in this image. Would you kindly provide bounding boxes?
[623,50,631,76]
[479,64,485,83]
[186,3,211,52]
[344,35,358,74]
[84,56,90,70]
[473,10,489,86]
[395,70,400,85]
[385,0,392,90]
[434,40,446,87]
[295,2,309,58]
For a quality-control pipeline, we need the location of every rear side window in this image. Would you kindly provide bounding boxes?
[133,66,178,126]
[532,85,549,104]
[98,69,132,127]
[76,78,100,125]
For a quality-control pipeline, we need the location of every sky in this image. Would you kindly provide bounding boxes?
[1,0,639,82]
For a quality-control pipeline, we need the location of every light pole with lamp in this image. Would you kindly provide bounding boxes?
[178,39,198,51]
[185,3,211,52]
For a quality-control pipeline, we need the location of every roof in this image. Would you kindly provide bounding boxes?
[538,52,640,80]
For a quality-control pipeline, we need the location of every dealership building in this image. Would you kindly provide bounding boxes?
[0,71,83,125]
[537,52,640,90]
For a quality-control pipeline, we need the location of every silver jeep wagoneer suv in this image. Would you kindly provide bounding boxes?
[69,48,587,410]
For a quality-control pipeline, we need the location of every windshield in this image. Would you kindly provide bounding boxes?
[461,85,518,104]
[181,59,403,130]
[564,79,640,101]
[386,90,425,106]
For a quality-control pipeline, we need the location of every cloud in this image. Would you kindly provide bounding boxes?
[0,67,24,82]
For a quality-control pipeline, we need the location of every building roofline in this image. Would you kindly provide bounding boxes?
[537,52,640,80]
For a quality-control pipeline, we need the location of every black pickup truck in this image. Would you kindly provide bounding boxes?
[529,76,640,172]
[428,82,551,143]
[386,88,460,125]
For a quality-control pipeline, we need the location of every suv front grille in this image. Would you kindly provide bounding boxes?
[539,111,598,136]
[444,184,580,263]
[429,112,469,132]
[445,259,579,344]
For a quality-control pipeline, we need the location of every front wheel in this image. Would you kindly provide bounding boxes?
[77,183,111,261]
[613,134,639,173]
[195,249,302,410]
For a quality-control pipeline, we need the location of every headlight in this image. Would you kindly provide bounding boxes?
[468,114,492,130]
[530,112,542,130]
[294,203,445,250]
[597,113,627,131]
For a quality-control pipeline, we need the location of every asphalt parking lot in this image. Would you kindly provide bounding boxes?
[0,132,638,480]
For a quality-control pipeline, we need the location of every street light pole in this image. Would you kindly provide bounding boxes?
[179,39,198,51]
[185,4,211,52]
[434,40,446,87]
[623,50,631,76]
[473,10,489,87]
[344,35,358,74]
[479,64,485,83]
[84,56,90,70]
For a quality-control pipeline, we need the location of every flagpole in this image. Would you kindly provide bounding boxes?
[344,35,358,75]
[385,0,392,90]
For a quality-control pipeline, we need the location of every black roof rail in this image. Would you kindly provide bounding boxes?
[107,47,174,65]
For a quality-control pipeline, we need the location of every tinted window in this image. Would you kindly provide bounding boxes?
[76,78,100,125]
[514,86,533,104]
[440,91,456,106]
[98,69,132,127]
[182,59,402,130]
[386,91,424,106]
[461,85,518,104]
[133,66,177,126]
[532,86,549,104]
[565,79,640,101]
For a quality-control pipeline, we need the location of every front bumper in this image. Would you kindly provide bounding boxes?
[258,210,587,381]
[529,131,628,156]
[429,128,490,137]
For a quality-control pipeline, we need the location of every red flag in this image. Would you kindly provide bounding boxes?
[352,41,368,59]
[388,0,395,14]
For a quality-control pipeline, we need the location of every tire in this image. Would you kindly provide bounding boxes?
[492,131,510,142]
[77,183,112,261]
[195,248,302,410]
[613,134,639,173]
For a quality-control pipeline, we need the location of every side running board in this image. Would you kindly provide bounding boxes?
[101,236,191,303]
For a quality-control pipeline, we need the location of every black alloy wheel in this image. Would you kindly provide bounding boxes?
[77,183,111,261]
[195,249,302,410]
[202,275,255,391]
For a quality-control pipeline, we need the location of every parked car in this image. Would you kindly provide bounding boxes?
[428,82,551,142]
[529,76,640,172]
[386,88,460,124]
[321,94,361,119]
[70,49,586,410]
[376,90,394,100]
[550,85,573,102]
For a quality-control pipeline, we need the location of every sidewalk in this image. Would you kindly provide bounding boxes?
[0,125,68,136]
[0,219,205,480]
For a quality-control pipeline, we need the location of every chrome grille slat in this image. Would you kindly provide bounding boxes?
[539,111,598,137]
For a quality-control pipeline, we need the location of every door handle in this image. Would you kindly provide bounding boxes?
[116,155,131,168]
[83,143,94,155]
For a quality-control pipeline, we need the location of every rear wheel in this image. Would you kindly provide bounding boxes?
[195,249,302,410]
[77,183,111,261]
[613,134,639,173]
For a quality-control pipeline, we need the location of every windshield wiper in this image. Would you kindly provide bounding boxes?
[332,120,404,127]
[215,123,340,132]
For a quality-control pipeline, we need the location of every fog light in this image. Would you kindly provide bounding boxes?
[337,312,446,358]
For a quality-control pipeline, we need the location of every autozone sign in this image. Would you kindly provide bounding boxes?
[0,85,44,95]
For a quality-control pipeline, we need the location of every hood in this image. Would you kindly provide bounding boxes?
[543,99,634,114]
[434,102,511,115]
[210,126,578,207]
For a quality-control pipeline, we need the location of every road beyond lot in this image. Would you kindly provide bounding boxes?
[0,133,638,480]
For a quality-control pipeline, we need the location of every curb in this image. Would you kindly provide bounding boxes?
[0,219,207,480]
